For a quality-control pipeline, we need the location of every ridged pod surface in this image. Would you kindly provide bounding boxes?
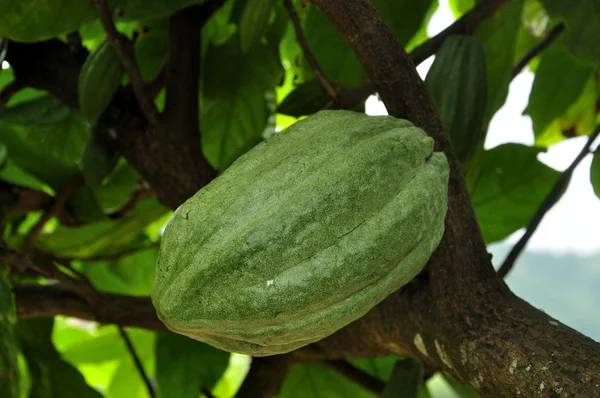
[152,110,449,356]
[78,40,124,125]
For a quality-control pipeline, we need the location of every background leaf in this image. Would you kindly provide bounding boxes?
[472,143,561,243]
[16,318,102,398]
[155,332,229,398]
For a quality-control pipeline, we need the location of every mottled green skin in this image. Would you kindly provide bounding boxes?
[152,110,449,356]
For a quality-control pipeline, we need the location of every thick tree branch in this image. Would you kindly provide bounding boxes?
[284,0,338,100]
[498,125,600,278]
[91,0,160,125]
[512,23,565,78]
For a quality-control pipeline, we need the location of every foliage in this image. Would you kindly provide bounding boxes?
[0,0,598,396]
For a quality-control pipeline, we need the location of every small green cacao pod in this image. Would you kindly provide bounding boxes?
[78,40,124,125]
[152,110,449,356]
[425,35,487,169]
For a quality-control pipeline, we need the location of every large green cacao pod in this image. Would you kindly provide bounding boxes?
[152,110,449,356]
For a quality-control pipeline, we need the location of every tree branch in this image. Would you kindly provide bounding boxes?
[91,0,160,125]
[498,125,600,278]
[512,23,565,78]
[118,326,156,398]
[284,0,338,100]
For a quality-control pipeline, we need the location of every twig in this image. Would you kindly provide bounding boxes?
[512,24,565,78]
[325,359,385,395]
[24,174,84,252]
[410,0,510,65]
[498,125,600,278]
[118,326,156,398]
[91,0,160,125]
[0,80,25,116]
[235,356,294,398]
[0,241,90,297]
[284,0,338,100]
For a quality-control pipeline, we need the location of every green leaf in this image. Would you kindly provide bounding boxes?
[472,144,561,244]
[155,332,230,398]
[381,359,423,398]
[36,197,168,257]
[527,41,593,137]
[82,246,158,296]
[441,373,481,398]
[0,97,88,190]
[134,19,169,82]
[92,161,140,212]
[348,356,401,381]
[591,150,600,200]
[62,327,154,365]
[0,263,19,398]
[448,0,475,17]
[279,363,375,397]
[201,35,283,168]
[239,0,276,52]
[425,35,488,168]
[16,318,102,398]
[474,0,523,126]
[303,5,367,87]
[371,0,433,45]
[277,79,332,117]
[540,0,600,64]
[0,0,204,42]
[82,126,119,188]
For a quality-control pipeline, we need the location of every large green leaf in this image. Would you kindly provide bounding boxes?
[472,144,561,243]
[0,263,19,398]
[540,0,600,64]
[36,197,168,257]
[372,0,433,46]
[16,318,102,398]
[441,373,480,398]
[474,0,524,126]
[0,0,204,42]
[91,161,140,212]
[348,356,401,381]
[155,332,229,398]
[279,363,374,397]
[591,150,600,200]
[201,35,283,168]
[527,41,594,138]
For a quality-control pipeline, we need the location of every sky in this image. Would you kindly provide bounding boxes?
[366,0,600,255]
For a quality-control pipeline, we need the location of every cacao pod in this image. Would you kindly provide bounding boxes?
[152,110,449,356]
[78,40,124,125]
